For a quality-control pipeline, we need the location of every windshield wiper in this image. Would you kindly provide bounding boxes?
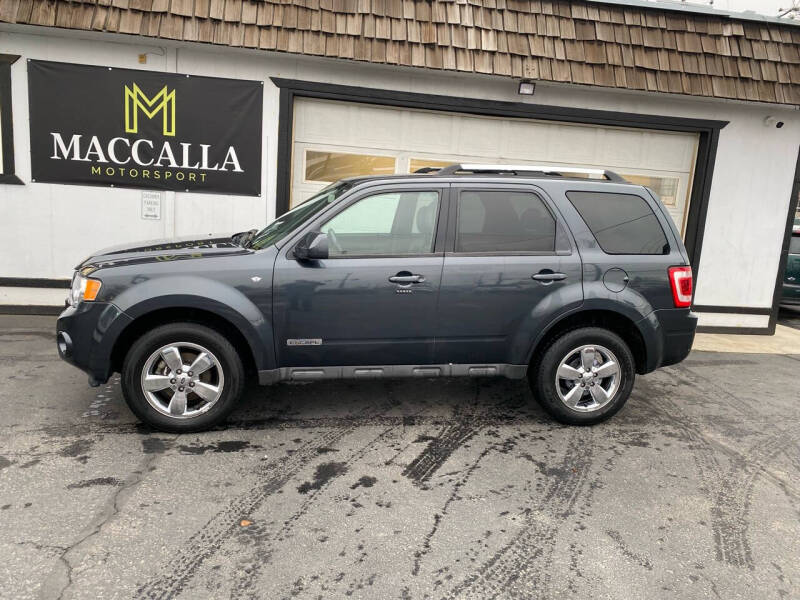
[232,229,258,248]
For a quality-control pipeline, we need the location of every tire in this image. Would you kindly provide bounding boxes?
[530,327,635,425]
[121,322,245,432]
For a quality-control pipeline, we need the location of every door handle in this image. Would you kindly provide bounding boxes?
[389,274,425,284]
[532,272,567,282]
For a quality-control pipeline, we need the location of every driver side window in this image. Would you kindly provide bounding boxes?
[321,190,440,256]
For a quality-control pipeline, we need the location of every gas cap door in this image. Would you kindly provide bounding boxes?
[603,268,629,293]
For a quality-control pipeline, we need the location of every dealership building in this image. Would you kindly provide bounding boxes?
[1,0,799,333]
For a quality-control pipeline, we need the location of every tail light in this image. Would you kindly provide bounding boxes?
[668,266,693,308]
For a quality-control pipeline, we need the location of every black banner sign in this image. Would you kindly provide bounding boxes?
[28,60,263,195]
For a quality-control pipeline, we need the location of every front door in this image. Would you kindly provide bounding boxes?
[434,184,583,365]
[273,185,446,367]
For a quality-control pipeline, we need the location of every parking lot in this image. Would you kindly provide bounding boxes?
[1,315,799,599]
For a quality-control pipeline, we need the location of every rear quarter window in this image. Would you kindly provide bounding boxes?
[566,191,669,255]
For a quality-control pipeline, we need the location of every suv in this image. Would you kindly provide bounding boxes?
[56,164,697,432]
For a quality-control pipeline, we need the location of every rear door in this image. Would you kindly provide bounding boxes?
[433,184,583,365]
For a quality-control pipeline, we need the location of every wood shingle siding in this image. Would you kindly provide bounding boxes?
[2,0,799,105]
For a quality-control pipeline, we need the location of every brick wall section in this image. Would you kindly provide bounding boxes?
[1,0,799,105]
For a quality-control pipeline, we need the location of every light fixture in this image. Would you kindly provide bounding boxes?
[764,115,785,128]
[518,79,536,95]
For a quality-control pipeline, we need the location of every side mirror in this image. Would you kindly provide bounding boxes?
[294,231,329,260]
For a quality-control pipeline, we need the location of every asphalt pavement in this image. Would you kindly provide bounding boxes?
[1,315,799,599]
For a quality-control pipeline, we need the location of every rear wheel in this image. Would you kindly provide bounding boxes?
[121,323,244,432]
[531,327,634,425]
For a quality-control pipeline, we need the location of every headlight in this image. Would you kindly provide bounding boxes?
[68,272,102,305]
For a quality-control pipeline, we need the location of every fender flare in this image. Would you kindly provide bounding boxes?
[110,275,275,371]
[524,299,662,372]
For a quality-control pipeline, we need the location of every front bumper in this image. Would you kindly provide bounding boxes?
[56,302,132,386]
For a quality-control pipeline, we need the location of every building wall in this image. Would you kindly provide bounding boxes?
[1,24,799,327]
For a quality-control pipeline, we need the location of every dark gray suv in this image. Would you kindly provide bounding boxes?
[56,164,697,432]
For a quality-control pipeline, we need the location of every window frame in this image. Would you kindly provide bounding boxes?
[0,54,22,185]
[446,184,567,257]
[289,183,449,260]
[566,189,671,256]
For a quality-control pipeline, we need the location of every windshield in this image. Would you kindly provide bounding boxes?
[249,182,353,250]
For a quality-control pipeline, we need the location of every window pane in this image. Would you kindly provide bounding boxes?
[409,158,455,173]
[567,191,669,255]
[305,150,396,183]
[622,174,680,206]
[789,235,800,255]
[456,191,556,253]
[321,191,439,256]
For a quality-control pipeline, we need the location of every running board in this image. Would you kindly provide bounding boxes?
[257,364,528,385]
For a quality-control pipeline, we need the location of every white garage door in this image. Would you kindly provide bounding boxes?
[291,98,699,235]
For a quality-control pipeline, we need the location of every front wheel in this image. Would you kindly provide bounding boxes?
[121,323,245,432]
[531,327,635,425]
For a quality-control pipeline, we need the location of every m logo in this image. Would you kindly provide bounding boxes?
[124,83,176,137]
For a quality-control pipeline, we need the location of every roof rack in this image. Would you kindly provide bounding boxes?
[435,163,626,182]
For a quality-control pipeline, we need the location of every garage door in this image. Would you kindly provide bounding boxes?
[291,98,699,235]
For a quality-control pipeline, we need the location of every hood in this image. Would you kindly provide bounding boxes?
[77,233,253,271]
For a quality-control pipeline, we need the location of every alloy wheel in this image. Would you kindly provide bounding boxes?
[554,344,621,412]
[140,342,225,419]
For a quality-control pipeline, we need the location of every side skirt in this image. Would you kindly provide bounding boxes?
[257,364,528,385]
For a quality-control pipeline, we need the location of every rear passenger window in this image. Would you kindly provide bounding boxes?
[456,191,556,253]
[567,191,669,255]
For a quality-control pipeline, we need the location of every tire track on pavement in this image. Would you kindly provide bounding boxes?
[136,395,402,599]
[402,382,488,487]
[708,432,793,569]
[411,441,502,577]
[639,368,798,570]
[443,430,596,600]
[231,386,453,600]
[228,424,400,600]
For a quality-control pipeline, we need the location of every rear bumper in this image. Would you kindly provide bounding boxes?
[56,302,132,386]
[660,328,696,367]
[639,308,697,373]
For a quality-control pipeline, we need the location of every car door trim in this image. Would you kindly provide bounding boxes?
[257,363,528,384]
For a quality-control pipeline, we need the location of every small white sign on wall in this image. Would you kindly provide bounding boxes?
[141,191,162,220]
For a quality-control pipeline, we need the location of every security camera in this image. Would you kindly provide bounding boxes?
[764,116,785,128]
